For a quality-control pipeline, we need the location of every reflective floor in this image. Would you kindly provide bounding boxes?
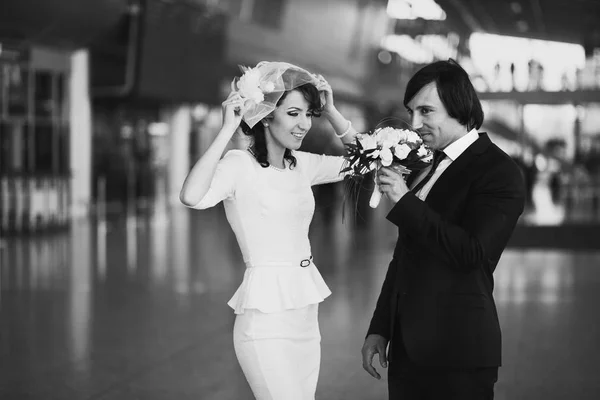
[1,186,600,400]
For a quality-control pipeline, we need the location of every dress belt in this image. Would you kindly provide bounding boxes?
[245,256,313,268]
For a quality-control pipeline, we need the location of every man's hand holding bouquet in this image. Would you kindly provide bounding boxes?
[342,125,432,208]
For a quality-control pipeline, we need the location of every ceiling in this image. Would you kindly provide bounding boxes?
[436,0,600,51]
[0,0,127,50]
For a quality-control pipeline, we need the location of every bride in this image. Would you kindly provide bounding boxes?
[179,61,357,399]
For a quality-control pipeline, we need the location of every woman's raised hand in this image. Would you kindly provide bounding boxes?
[315,74,335,113]
[221,91,248,131]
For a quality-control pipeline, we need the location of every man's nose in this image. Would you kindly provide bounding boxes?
[411,113,423,129]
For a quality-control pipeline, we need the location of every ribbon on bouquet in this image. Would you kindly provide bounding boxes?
[369,162,412,208]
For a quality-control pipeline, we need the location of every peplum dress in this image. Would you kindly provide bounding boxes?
[189,149,346,400]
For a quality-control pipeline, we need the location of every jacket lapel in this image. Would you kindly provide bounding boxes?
[406,169,421,188]
[424,132,491,207]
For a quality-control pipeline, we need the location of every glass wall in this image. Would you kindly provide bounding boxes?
[0,60,70,234]
[1,63,69,174]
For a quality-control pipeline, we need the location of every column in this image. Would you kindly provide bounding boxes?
[573,103,583,163]
[165,105,191,205]
[69,50,92,218]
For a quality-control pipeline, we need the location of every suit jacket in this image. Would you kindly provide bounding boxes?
[367,132,525,368]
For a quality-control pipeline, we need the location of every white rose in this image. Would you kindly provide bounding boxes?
[396,129,409,142]
[385,132,401,148]
[394,143,412,160]
[374,127,389,138]
[358,134,378,151]
[380,147,394,166]
[372,127,385,141]
[417,145,428,158]
[407,130,421,143]
[375,127,401,148]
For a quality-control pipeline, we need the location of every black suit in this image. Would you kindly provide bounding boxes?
[367,133,525,398]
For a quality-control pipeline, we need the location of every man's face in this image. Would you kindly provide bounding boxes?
[406,82,468,150]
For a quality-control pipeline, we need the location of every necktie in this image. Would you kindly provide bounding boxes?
[411,150,446,194]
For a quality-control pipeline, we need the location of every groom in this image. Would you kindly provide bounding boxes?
[361,59,525,399]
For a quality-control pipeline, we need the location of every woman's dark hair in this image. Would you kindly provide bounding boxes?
[403,59,484,130]
[240,81,322,169]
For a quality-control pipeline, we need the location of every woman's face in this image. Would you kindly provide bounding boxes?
[264,90,314,151]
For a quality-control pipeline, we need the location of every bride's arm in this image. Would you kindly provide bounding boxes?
[323,106,358,146]
[179,92,247,207]
[316,75,358,147]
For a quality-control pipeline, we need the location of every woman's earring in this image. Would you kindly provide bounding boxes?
[263,123,269,127]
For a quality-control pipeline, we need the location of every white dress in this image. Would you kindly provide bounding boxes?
[189,149,345,400]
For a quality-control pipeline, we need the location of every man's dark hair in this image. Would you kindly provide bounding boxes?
[403,59,484,130]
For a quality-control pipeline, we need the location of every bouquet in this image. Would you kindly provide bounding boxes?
[341,126,432,208]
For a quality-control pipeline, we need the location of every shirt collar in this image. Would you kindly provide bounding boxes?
[441,129,479,162]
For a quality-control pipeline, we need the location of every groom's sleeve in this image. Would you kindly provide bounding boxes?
[386,159,525,273]
[367,258,396,340]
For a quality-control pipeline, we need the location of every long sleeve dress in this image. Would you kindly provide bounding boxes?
[187,149,346,400]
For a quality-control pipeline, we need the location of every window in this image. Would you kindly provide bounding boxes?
[0,122,29,173]
[223,0,286,29]
[34,123,53,173]
[0,62,68,174]
[6,64,29,117]
[251,0,285,29]
[58,124,69,174]
[0,64,5,117]
[0,122,9,172]
[222,0,244,18]
[34,71,53,119]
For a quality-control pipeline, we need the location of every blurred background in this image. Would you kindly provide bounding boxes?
[1,0,600,399]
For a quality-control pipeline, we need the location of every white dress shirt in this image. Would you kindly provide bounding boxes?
[410,129,480,200]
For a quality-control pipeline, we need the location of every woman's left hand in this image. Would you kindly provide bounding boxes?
[316,74,335,113]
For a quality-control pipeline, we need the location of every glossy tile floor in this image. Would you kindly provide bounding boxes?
[1,188,600,400]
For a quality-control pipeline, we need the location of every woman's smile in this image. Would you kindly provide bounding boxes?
[291,132,306,140]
